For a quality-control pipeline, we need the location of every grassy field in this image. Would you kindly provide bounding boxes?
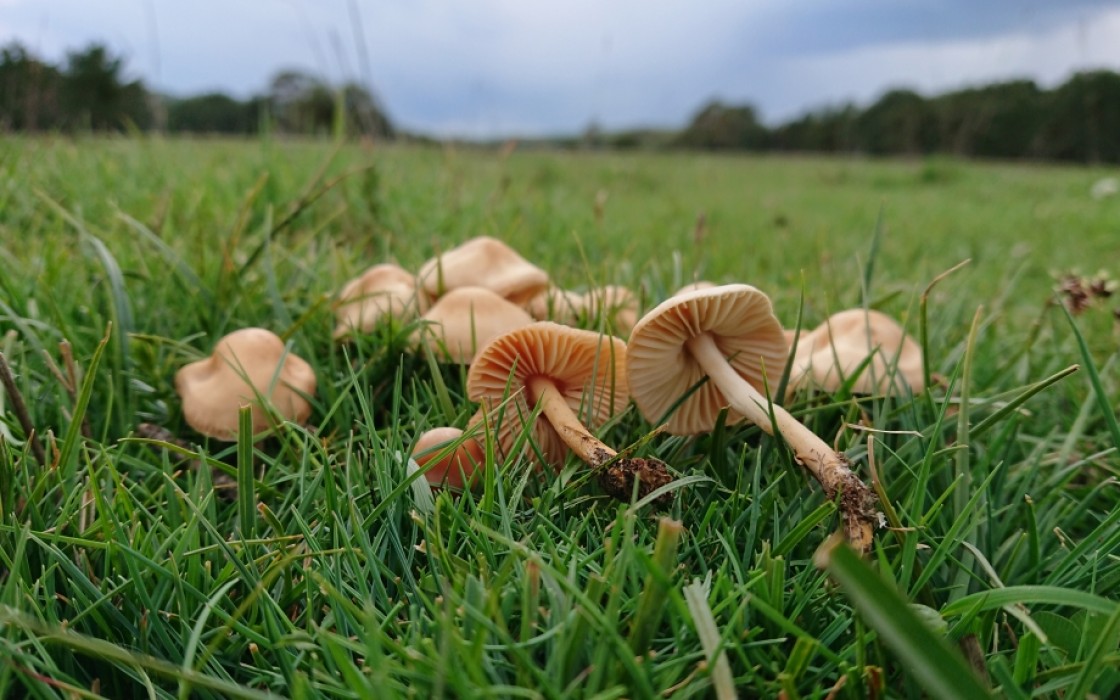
[0,136,1118,698]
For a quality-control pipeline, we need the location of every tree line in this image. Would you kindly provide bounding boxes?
[672,71,1120,163]
[0,42,393,137]
[3,40,1120,163]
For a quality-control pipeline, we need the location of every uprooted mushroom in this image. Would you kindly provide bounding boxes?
[626,285,879,553]
[789,308,924,396]
[467,322,674,504]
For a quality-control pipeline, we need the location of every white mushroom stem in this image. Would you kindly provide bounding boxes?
[686,332,876,552]
[526,376,617,467]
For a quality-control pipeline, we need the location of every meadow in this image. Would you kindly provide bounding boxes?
[0,136,1118,698]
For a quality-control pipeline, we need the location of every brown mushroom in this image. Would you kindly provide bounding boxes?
[417,236,549,306]
[674,281,716,296]
[627,285,877,553]
[791,309,924,395]
[333,263,421,339]
[175,327,317,440]
[467,322,673,504]
[413,286,534,364]
[412,427,485,490]
[528,285,639,335]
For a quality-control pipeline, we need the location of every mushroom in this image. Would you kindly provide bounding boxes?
[790,309,924,395]
[626,285,878,552]
[417,236,549,306]
[333,263,421,340]
[528,285,639,335]
[467,322,673,504]
[674,281,716,296]
[412,427,485,490]
[175,327,317,440]
[527,286,581,321]
[413,286,534,364]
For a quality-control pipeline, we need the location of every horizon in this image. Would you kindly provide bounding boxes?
[2,1,1119,138]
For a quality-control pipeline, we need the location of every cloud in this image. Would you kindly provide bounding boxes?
[768,5,1120,121]
[0,0,1118,137]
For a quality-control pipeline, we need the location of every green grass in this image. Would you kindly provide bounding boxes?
[1,135,1119,698]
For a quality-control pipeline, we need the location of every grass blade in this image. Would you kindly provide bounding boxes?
[814,534,991,700]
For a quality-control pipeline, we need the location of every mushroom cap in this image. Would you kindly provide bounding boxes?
[467,322,629,469]
[333,263,420,339]
[175,327,317,440]
[417,236,549,306]
[413,286,534,364]
[527,286,581,321]
[674,281,716,296]
[627,284,788,435]
[412,427,485,490]
[791,309,924,394]
[529,285,639,335]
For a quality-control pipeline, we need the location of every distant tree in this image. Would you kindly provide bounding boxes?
[1035,71,1120,163]
[856,89,937,155]
[771,104,859,153]
[59,44,151,131]
[934,80,1043,158]
[341,82,393,138]
[167,92,254,133]
[0,42,62,131]
[676,100,768,150]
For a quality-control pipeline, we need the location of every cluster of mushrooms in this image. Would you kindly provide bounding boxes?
[173,236,924,553]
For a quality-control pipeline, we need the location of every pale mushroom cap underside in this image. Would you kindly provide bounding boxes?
[412,286,534,364]
[467,322,629,467]
[333,264,420,339]
[417,236,549,306]
[792,308,924,394]
[175,327,317,440]
[627,284,788,435]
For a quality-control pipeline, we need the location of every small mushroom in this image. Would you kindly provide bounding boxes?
[790,309,924,395]
[417,236,549,306]
[412,427,485,490]
[175,328,317,440]
[627,285,877,553]
[467,322,673,504]
[527,286,581,321]
[333,263,421,339]
[413,286,534,364]
[528,285,639,335]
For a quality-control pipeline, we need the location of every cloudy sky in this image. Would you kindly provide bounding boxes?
[2,0,1119,137]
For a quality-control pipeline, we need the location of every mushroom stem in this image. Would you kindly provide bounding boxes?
[527,375,617,467]
[686,332,877,552]
[526,375,674,505]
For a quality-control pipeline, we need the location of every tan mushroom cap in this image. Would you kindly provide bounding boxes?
[417,236,549,306]
[467,322,629,468]
[791,309,924,394]
[412,427,485,490]
[627,284,788,435]
[674,281,716,296]
[529,285,639,335]
[413,286,534,364]
[175,327,317,440]
[527,286,581,321]
[333,264,420,339]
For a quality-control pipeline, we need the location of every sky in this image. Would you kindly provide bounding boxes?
[1,0,1119,138]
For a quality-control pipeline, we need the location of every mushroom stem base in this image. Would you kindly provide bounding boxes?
[527,375,674,506]
[686,332,878,552]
